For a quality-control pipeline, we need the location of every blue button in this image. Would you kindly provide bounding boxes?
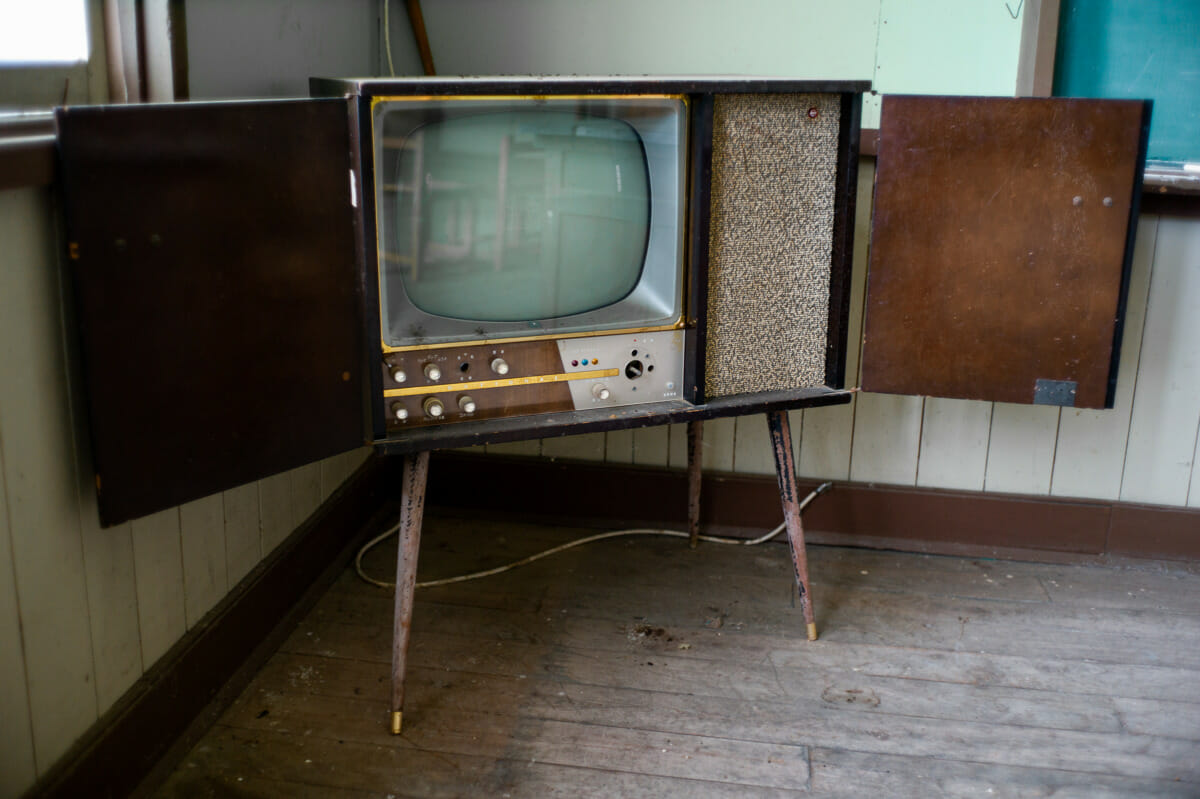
[581,359,589,365]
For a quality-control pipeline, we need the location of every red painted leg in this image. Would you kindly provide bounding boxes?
[765,411,817,641]
[687,420,703,548]
[391,451,429,733]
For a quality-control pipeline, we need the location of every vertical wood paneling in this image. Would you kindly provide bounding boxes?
[916,398,992,491]
[668,424,689,469]
[130,508,186,667]
[179,494,227,628]
[797,399,856,480]
[0,443,37,797]
[849,394,923,485]
[541,432,606,462]
[258,472,294,555]
[735,411,801,476]
[486,439,541,456]
[77,507,141,711]
[0,187,98,771]
[290,462,323,529]
[733,414,777,475]
[700,416,736,472]
[631,425,670,467]
[604,429,635,465]
[1052,216,1158,500]
[984,404,1060,495]
[222,483,260,588]
[64,351,143,711]
[1121,217,1200,505]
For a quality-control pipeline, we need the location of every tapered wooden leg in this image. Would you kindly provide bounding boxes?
[391,450,430,734]
[687,420,703,548]
[765,411,817,641]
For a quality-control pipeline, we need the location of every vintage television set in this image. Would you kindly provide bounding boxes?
[54,78,1149,528]
[55,77,868,525]
[340,78,866,444]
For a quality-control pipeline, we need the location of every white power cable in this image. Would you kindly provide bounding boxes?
[354,481,834,590]
[382,0,396,76]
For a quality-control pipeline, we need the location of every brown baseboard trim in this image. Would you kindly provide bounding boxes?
[426,453,1200,563]
[31,453,403,799]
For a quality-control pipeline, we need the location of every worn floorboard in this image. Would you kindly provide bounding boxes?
[156,515,1200,797]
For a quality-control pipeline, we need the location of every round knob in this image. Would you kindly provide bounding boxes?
[458,395,477,413]
[391,403,408,421]
[625,359,644,380]
[490,357,509,375]
[423,363,442,381]
[422,397,445,418]
[592,384,611,400]
[390,367,407,384]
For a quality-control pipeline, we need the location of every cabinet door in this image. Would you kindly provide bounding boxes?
[862,95,1150,409]
[56,98,367,526]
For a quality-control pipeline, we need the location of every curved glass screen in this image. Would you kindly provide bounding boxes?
[393,111,650,322]
[374,96,685,347]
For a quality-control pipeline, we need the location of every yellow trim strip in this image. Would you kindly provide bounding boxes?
[383,367,618,398]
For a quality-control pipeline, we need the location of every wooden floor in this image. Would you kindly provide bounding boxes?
[156,514,1200,798]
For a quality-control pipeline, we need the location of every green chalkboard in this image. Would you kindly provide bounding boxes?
[1054,0,1200,163]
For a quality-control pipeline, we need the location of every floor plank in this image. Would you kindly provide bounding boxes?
[156,514,1200,797]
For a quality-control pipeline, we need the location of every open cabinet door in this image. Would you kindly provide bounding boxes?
[862,95,1150,409]
[56,98,368,526]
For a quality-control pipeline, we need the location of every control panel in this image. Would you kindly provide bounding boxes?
[381,330,685,431]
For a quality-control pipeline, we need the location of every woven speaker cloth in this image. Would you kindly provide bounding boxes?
[705,93,840,397]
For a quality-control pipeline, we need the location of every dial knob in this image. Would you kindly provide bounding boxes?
[390,367,407,384]
[423,363,442,381]
[490,357,510,375]
[624,359,644,379]
[592,384,611,400]
[422,397,445,418]
[391,403,408,421]
[458,395,477,413]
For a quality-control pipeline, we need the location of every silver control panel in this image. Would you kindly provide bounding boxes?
[557,330,685,410]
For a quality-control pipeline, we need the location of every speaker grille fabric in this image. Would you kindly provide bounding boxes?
[705,93,840,398]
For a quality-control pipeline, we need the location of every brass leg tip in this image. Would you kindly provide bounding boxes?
[806,622,818,641]
[390,711,403,735]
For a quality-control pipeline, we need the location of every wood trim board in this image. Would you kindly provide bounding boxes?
[425,453,1200,563]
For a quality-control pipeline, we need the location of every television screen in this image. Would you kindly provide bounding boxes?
[374,97,686,347]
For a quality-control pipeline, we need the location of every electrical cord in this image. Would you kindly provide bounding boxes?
[382,0,396,76]
[354,481,834,590]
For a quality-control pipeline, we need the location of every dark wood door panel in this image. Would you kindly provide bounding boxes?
[56,99,366,525]
[863,95,1150,409]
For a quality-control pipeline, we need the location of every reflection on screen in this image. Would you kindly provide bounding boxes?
[390,111,651,322]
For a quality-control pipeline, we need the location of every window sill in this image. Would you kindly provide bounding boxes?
[0,112,55,189]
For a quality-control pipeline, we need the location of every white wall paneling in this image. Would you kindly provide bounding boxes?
[0,188,99,772]
[984,404,1060,496]
[1121,216,1200,506]
[222,483,261,589]
[733,414,780,476]
[916,398,993,491]
[179,494,228,628]
[848,393,924,486]
[631,425,671,468]
[258,471,295,555]
[541,431,606,462]
[0,440,37,795]
[604,429,635,466]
